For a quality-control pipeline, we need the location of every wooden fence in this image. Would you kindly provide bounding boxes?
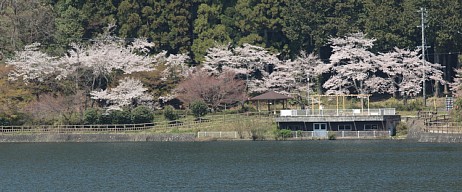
[421,113,462,134]
[0,112,275,134]
[423,122,462,134]
[0,123,155,134]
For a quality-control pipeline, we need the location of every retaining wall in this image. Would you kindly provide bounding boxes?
[0,133,196,142]
[407,131,462,143]
[405,117,462,143]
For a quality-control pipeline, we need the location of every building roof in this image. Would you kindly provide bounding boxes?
[249,91,291,101]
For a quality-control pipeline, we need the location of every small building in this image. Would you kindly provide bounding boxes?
[275,94,401,137]
[248,91,291,112]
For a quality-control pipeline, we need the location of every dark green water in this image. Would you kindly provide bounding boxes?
[1,140,461,191]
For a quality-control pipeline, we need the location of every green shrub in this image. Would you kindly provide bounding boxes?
[0,112,26,126]
[395,122,408,136]
[99,113,112,124]
[190,101,208,118]
[0,115,10,126]
[132,106,153,124]
[328,132,337,140]
[83,108,100,125]
[274,129,292,140]
[59,112,82,125]
[110,110,132,124]
[250,128,266,141]
[451,98,462,122]
[238,104,256,113]
[163,105,179,121]
[370,98,423,111]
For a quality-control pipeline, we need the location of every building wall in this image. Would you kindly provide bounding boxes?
[279,121,388,131]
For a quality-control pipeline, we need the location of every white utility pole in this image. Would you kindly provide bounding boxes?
[306,75,310,106]
[419,7,427,107]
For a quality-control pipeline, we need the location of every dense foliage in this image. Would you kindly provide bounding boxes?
[190,101,209,118]
[1,0,462,125]
[1,0,462,61]
[163,105,179,121]
[83,107,153,125]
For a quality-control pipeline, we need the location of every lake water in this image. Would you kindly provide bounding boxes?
[0,140,461,191]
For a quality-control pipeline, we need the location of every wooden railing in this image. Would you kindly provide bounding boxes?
[0,123,155,134]
[0,112,276,134]
[420,111,462,133]
[423,121,462,134]
[417,111,438,119]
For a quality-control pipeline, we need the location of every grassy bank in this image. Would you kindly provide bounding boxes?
[145,112,277,140]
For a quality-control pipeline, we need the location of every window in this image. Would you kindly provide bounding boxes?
[288,125,300,130]
[364,124,378,130]
[338,124,351,130]
[314,123,327,130]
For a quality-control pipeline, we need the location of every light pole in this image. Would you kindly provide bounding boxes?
[306,75,310,106]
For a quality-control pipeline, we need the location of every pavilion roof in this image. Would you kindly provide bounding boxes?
[249,91,291,101]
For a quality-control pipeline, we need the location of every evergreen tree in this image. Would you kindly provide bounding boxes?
[191,3,231,63]
[234,0,288,54]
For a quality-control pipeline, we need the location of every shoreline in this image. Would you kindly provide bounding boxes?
[1,126,462,143]
[0,133,196,142]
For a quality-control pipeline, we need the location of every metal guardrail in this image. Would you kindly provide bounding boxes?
[290,131,390,139]
[197,131,238,139]
[280,108,396,117]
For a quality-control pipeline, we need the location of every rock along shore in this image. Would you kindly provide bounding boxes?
[0,133,196,142]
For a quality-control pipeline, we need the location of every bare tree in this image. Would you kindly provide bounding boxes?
[22,92,85,125]
[176,71,246,110]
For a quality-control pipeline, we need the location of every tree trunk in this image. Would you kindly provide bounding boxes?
[316,75,322,94]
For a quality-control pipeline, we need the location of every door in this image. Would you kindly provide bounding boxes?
[313,123,328,138]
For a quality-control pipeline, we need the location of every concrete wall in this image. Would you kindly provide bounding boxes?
[0,133,196,142]
[405,117,462,143]
[408,132,462,143]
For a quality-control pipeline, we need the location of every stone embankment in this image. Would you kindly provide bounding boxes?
[405,117,462,143]
[0,133,196,142]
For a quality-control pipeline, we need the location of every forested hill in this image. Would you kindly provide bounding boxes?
[1,0,462,63]
[2,0,462,126]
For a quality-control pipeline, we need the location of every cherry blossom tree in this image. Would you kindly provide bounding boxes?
[202,43,280,94]
[202,44,235,76]
[7,43,60,83]
[58,36,160,91]
[324,32,389,95]
[377,47,445,100]
[234,43,280,93]
[265,60,295,95]
[267,51,325,95]
[7,35,163,97]
[176,71,246,110]
[90,77,152,111]
[160,52,193,82]
[6,43,69,99]
[451,68,462,97]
